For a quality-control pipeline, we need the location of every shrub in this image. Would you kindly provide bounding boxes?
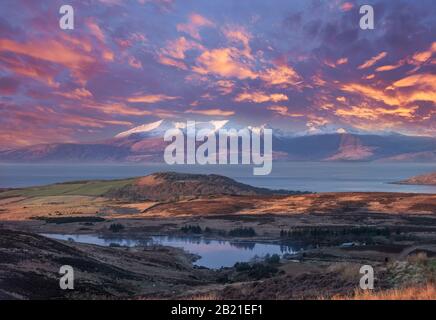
[234,262,251,272]
[265,254,280,264]
[31,216,106,224]
[233,261,278,279]
[280,226,391,239]
[109,243,121,247]
[181,225,202,234]
[247,263,278,279]
[109,223,125,232]
[204,227,213,234]
[228,227,256,237]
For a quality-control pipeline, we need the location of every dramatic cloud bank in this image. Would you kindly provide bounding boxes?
[0,0,435,147]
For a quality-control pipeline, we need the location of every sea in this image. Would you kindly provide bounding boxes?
[0,162,435,193]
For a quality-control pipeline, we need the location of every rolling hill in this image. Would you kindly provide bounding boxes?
[0,172,299,201]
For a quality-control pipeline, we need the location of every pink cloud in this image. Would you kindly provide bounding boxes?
[340,2,354,12]
[177,13,214,40]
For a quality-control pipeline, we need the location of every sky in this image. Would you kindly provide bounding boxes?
[0,0,435,148]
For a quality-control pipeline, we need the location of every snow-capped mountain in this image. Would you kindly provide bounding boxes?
[115,120,166,138]
[0,119,435,163]
[114,119,230,139]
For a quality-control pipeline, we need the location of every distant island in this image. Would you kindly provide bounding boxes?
[395,172,436,186]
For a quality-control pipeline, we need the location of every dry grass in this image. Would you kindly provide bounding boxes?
[326,262,361,282]
[407,252,428,264]
[192,284,436,300]
[333,284,436,300]
[187,293,219,300]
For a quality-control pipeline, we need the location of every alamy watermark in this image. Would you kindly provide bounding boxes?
[163,121,272,175]
[58,4,374,31]
[59,265,74,290]
[59,5,74,30]
[359,5,375,30]
[359,265,374,290]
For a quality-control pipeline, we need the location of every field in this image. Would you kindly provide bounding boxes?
[1,176,436,299]
[0,178,134,198]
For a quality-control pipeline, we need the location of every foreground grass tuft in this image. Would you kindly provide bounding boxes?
[333,284,436,300]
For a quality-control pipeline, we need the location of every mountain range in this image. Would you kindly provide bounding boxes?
[0,120,435,162]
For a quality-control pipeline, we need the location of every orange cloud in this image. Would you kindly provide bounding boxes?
[127,94,178,103]
[186,108,235,116]
[158,55,188,70]
[102,50,114,61]
[341,83,401,106]
[0,38,94,67]
[342,73,436,109]
[336,105,418,120]
[335,107,376,119]
[215,80,234,95]
[336,57,348,65]
[358,52,387,69]
[324,60,337,68]
[157,36,204,70]
[223,27,252,59]
[267,105,304,117]
[128,56,143,69]
[0,38,98,85]
[177,13,214,40]
[340,80,432,116]
[392,73,436,89]
[340,2,354,11]
[61,34,92,53]
[193,48,257,79]
[260,65,301,87]
[86,20,106,43]
[363,74,375,80]
[392,74,436,104]
[161,36,204,60]
[324,58,348,68]
[55,113,131,128]
[406,91,436,104]
[375,60,405,72]
[89,102,152,116]
[0,128,75,147]
[312,74,327,86]
[235,91,288,103]
[306,115,330,133]
[0,55,59,87]
[56,88,93,100]
[412,42,436,63]
[0,102,135,148]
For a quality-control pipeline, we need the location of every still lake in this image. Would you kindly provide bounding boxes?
[1,162,435,193]
[40,234,298,269]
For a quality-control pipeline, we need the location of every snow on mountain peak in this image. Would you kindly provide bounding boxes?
[115,120,164,138]
[115,119,230,138]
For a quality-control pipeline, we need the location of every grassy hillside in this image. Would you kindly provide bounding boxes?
[0,228,213,299]
[0,178,134,198]
[105,172,298,201]
[0,172,299,201]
